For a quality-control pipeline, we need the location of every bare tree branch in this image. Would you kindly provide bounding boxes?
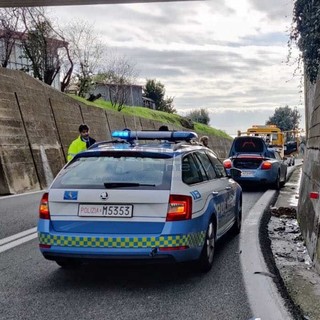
[96,54,139,111]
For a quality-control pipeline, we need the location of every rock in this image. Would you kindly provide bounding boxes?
[274,226,286,232]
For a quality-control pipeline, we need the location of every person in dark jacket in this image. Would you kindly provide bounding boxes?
[199,135,209,148]
[67,124,96,161]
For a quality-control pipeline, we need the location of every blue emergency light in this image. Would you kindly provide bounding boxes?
[112,130,198,142]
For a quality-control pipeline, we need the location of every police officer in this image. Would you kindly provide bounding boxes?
[67,124,96,161]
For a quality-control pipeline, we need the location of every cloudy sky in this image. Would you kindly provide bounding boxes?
[49,0,303,136]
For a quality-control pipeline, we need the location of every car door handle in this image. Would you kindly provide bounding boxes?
[212,191,219,196]
[225,186,231,190]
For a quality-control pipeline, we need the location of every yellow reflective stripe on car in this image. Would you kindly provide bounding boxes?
[38,232,206,248]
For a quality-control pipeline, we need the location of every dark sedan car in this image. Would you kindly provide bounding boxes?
[223,136,287,189]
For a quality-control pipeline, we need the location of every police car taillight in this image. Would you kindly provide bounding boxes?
[166,195,192,221]
[39,192,50,220]
[223,159,232,169]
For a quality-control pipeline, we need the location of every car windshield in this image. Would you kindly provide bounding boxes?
[52,154,173,190]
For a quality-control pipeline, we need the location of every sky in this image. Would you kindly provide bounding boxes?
[48,0,304,136]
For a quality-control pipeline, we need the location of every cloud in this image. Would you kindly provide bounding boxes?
[48,0,303,135]
[247,0,293,21]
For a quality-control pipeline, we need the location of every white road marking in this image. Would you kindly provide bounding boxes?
[0,227,37,253]
[0,190,45,200]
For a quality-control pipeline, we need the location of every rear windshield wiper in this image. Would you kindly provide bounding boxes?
[104,182,156,188]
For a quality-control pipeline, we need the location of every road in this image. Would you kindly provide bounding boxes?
[0,191,264,320]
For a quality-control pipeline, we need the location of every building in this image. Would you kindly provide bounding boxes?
[142,97,156,110]
[0,29,65,90]
[92,82,144,107]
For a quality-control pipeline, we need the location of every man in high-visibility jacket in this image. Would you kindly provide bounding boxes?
[67,124,96,161]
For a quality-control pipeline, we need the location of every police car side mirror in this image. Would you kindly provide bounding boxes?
[228,168,241,179]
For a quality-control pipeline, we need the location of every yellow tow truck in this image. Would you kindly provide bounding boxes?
[237,125,285,157]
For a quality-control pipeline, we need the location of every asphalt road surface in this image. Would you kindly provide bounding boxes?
[0,190,264,320]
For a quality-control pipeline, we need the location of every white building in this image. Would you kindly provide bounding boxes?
[0,30,64,90]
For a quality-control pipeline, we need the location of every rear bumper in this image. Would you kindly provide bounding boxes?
[37,219,206,263]
[42,251,176,264]
[226,169,276,185]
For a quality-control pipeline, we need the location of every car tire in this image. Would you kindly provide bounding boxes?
[55,258,81,269]
[231,205,242,235]
[280,170,287,188]
[198,219,216,272]
[273,172,281,190]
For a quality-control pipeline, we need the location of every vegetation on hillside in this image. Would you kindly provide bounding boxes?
[291,0,320,83]
[70,95,231,139]
[143,79,176,114]
[186,108,210,125]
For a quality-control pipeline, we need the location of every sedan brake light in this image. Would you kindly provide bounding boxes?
[261,161,272,170]
[166,195,192,221]
[39,192,50,220]
[223,159,232,169]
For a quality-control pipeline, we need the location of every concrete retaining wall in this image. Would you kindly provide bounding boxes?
[298,79,320,272]
[0,68,232,195]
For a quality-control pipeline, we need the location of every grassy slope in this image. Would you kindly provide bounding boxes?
[70,95,231,139]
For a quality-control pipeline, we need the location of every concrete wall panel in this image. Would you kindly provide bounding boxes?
[123,114,143,131]
[105,110,126,132]
[140,118,156,130]
[0,145,40,193]
[48,96,83,159]
[299,78,320,272]
[80,105,111,142]
[208,136,232,159]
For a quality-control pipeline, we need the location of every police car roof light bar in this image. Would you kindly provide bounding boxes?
[111,130,198,142]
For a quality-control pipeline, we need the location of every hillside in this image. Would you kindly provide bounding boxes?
[70,95,232,139]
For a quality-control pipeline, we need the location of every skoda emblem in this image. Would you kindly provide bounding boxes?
[100,192,109,200]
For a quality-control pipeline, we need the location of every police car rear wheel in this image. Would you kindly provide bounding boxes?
[232,207,242,235]
[198,220,216,272]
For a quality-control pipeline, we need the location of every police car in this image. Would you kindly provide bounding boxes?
[38,130,242,272]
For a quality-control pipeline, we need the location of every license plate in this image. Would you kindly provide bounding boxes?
[241,171,255,177]
[78,204,133,217]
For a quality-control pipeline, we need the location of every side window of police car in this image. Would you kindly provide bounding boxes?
[194,151,217,180]
[206,151,227,178]
[182,154,204,185]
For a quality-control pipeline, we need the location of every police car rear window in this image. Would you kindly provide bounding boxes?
[53,155,173,190]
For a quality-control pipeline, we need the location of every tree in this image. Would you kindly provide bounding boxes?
[186,108,210,125]
[94,55,138,111]
[20,7,69,86]
[0,8,25,68]
[290,0,320,83]
[266,106,301,133]
[0,7,72,89]
[143,79,176,113]
[63,19,104,97]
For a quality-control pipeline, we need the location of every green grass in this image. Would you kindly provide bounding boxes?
[69,94,231,139]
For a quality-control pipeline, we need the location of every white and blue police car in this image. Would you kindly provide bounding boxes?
[38,130,242,272]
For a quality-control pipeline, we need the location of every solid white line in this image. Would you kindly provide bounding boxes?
[0,190,45,200]
[0,232,38,254]
[0,227,37,246]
